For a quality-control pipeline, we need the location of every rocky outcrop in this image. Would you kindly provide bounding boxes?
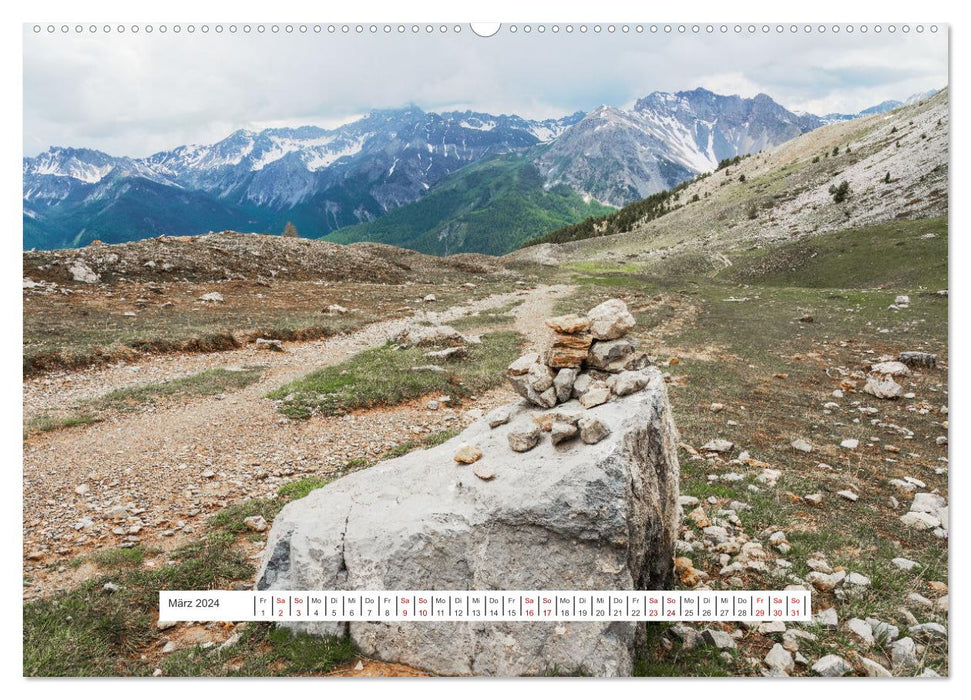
[256,368,681,677]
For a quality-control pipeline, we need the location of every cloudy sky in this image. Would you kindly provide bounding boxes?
[23,24,948,157]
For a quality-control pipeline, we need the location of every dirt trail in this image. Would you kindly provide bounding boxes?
[23,284,573,596]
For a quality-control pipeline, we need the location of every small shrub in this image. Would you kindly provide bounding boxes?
[828,180,851,204]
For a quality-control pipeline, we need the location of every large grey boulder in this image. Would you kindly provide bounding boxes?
[257,368,681,676]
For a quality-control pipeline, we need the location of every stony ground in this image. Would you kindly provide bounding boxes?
[23,283,571,600]
[22,215,948,677]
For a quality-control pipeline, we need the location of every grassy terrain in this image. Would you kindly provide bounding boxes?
[25,367,263,436]
[23,278,518,377]
[323,154,614,255]
[722,217,947,290]
[268,330,522,419]
[24,434,464,677]
[450,299,524,330]
[554,217,948,676]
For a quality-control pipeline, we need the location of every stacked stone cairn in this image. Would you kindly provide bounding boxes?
[501,298,653,452]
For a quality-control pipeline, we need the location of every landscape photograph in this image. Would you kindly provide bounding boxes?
[22,22,949,679]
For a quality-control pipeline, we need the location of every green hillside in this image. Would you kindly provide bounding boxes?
[321,154,613,256]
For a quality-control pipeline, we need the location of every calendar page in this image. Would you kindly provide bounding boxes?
[20,7,949,684]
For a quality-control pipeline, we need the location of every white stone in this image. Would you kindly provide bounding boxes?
[586,298,635,340]
[812,654,852,677]
[257,372,680,677]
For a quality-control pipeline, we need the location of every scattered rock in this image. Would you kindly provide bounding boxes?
[814,607,839,628]
[244,515,268,532]
[909,622,946,643]
[891,637,919,671]
[393,324,467,348]
[860,657,893,677]
[68,260,100,284]
[256,338,285,352]
[864,375,903,400]
[198,292,224,303]
[845,618,875,646]
[453,444,483,464]
[898,351,936,369]
[790,439,813,453]
[701,629,736,650]
[764,644,794,674]
[812,654,852,677]
[486,407,512,429]
[701,439,734,454]
[871,361,911,377]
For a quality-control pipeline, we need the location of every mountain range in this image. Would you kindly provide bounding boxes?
[23,88,926,253]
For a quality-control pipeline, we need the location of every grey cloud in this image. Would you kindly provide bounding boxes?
[23,25,948,157]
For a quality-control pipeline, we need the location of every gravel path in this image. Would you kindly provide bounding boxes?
[23,284,573,597]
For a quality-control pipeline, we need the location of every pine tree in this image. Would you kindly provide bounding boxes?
[283,222,299,238]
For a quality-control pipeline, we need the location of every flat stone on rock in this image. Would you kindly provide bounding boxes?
[507,422,542,453]
[256,369,681,677]
[545,314,590,334]
[472,463,497,481]
[891,637,918,671]
[486,407,512,429]
[550,421,579,446]
[578,416,611,444]
[578,382,611,408]
[453,444,483,464]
